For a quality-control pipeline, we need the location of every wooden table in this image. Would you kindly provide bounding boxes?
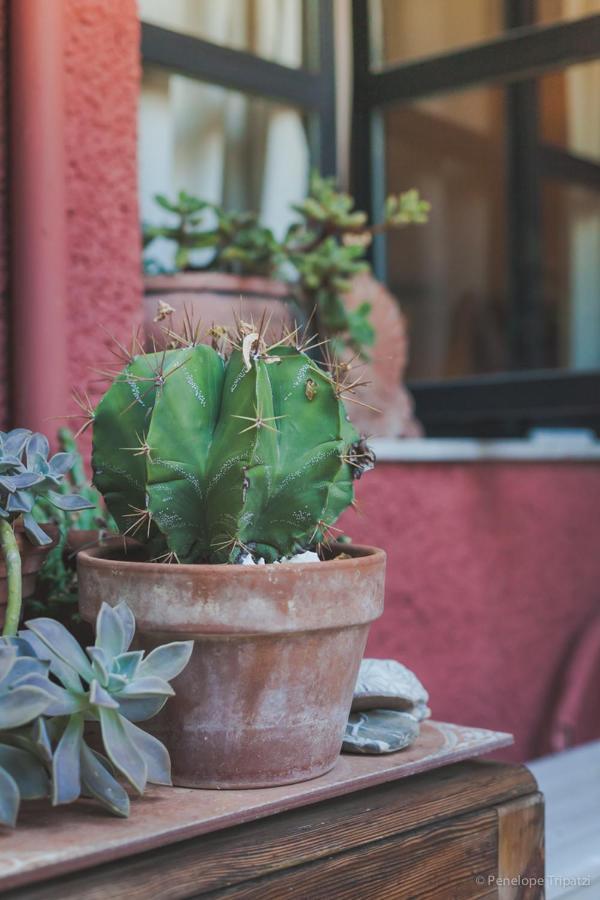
[0,722,544,899]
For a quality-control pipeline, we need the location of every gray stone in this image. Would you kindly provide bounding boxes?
[342,709,421,754]
[352,658,431,721]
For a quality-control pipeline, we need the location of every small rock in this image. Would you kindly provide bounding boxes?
[352,658,430,721]
[343,709,420,754]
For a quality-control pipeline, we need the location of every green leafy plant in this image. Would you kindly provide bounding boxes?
[0,601,193,826]
[0,430,94,637]
[143,191,283,276]
[30,428,117,624]
[92,321,375,564]
[285,175,430,356]
[143,176,430,358]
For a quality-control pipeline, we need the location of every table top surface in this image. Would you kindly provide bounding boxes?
[0,720,512,893]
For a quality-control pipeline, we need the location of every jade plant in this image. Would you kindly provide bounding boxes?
[0,601,193,826]
[0,430,93,636]
[92,320,375,564]
[143,174,430,357]
[143,191,283,276]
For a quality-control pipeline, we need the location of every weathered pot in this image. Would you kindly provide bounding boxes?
[0,523,58,628]
[77,543,385,789]
[144,272,301,350]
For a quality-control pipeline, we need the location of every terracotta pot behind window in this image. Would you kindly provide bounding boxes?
[144,272,299,350]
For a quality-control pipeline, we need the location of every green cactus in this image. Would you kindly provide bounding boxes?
[92,325,374,564]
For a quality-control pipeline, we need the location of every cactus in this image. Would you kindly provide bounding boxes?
[92,324,374,564]
[0,602,193,824]
[0,429,94,636]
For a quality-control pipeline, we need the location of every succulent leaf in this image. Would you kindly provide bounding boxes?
[80,743,130,818]
[0,765,19,827]
[52,713,84,805]
[98,706,147,795]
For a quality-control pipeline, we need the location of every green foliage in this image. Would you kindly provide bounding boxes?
[31,429,117,623]
[92,327,374,564]
[0,602,192,825]
[143,191,282,277]
[143,176,430,358]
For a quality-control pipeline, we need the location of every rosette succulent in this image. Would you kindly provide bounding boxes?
[0,645,54,827]
[0,429,93,636]
[0,601,192,825]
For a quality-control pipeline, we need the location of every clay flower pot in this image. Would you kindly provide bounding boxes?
[0,523,58,628]
[77,543,385,789]
[144,272,300,350]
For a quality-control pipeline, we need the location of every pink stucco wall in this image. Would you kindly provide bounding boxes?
[339,462,600,761]
[64,0,142,450]
[0,0,142,433]
[0,0,8,429]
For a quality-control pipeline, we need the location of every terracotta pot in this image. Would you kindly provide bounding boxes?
[0,523,58,628]
[77,543,385,789]
[144,272,301,350]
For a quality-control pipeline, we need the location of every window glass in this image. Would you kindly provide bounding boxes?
[139,0,310,69]
[540,60,600,164]
[537,0,600,24]
[139,67,309,270]
[369,0,503,69]
[541,180,600,370]
[382,86,508,380]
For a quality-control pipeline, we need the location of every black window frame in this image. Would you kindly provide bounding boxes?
[352,0,600,437]
[140,1,337,177]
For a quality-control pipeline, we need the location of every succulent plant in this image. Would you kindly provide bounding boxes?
[286,175,431,357]
[92,322,375,564]
[143,191,282,277]
[0,645,54,827]
[0,602,193,824]
[143,176,429,358]
[30,428,117,624]
[0,429,94,636]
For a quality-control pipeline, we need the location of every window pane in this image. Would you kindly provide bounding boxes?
[369,0,503,69]
[542,180,600,369]
[540,60,600,164]
[139,67,309,269]
[537,0,600,25]
[139,0,309,70]
[382,87,508,380]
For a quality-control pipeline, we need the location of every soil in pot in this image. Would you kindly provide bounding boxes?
[77,543,385,789]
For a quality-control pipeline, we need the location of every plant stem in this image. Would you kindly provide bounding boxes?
[1,520,22,637]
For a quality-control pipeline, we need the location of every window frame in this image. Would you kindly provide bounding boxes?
[351,0,600,436]
[140,0,337,176]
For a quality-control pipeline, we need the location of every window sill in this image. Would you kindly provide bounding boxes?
[370,431,600,463]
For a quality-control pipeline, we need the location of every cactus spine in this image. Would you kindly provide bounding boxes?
[92,325,373,563]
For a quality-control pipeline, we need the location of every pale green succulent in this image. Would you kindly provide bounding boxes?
[0,602,193,825]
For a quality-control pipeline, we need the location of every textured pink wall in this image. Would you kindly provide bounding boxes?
[0,0,141,434]
[0,0,8,429]
[64,0,142,448]
[339,462,600,761]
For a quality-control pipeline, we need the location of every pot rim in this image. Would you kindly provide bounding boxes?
[143,271,290,296]
[77,542,386,576]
